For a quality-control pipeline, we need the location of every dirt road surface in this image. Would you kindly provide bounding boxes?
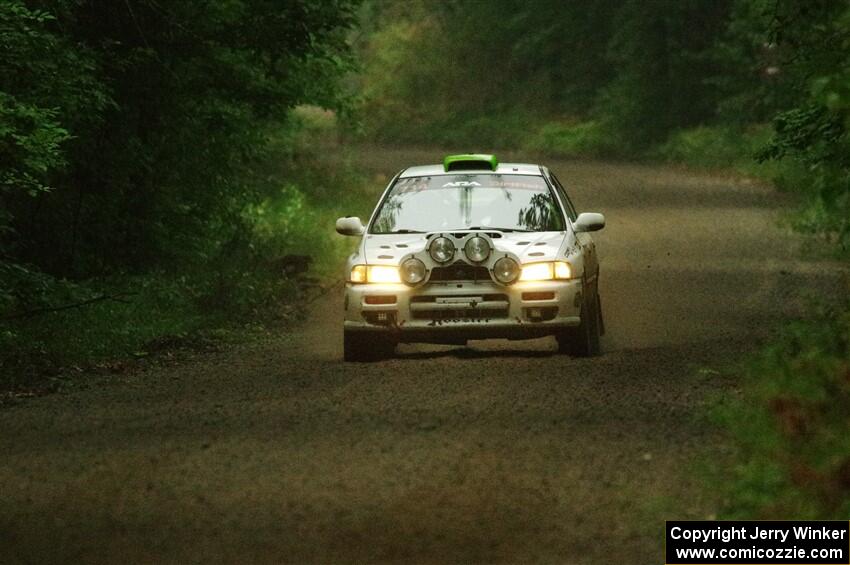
[1,149,845,564]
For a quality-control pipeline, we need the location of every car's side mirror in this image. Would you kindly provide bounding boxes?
[573,212,605,232]
[336,216,365,236]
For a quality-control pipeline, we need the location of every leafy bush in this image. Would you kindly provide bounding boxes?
[714,305,850,519]
[524,120,616,158]
[758,106,850,251]
[0,1,362,391]
[0,127,379,391]
[654,124,827,210]
[0,1,107,247]
[655,125,775,170]
[1,0,358,279]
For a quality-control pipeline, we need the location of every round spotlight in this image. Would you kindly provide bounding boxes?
[429,236,455,263]
[400,258,426,285]
[464,236,490,263]
[493,257,520,284]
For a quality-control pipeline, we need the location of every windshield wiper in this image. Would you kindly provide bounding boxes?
[383,229,426,234]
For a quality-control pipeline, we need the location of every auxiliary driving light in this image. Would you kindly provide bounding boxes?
[400,258,426,285]
[429,236,455,263]
[464,236,490,263]
[493,257,520,284]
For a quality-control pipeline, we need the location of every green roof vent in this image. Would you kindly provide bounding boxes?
[443,154,499,172]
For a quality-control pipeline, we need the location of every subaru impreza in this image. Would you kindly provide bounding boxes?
[335,154,605,361]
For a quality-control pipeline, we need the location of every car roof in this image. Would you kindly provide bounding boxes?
[399,163,543,178]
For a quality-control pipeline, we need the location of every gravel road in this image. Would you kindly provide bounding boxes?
[1,149,845,564]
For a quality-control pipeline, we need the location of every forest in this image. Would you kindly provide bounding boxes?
[1,0,849,521]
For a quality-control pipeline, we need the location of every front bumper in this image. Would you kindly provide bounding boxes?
[344,279,582,344]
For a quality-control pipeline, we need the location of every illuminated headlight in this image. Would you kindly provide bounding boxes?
[519,261,572,281]
[349,265,401,284]
[464,236,490,262]
[350,265,367,283]
[554,261,572,279]
[400,258,426,285]
[492,257,520,284]
[429,236,455,263]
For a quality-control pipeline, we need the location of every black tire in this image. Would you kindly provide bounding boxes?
[557,282,602,357]
[343,330,396,362]
[596,292,606,336]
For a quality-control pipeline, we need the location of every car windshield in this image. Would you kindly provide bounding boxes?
[370,174,565,234]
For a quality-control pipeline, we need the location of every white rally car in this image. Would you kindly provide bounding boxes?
[335,154,605,361]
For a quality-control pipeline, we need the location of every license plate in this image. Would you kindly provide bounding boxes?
[436,296,483,304]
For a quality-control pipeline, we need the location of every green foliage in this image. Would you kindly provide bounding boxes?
[1,273,233,387]
[1,0,358,280]
[524,120,615,158]
[752,1,850,250]
[0,0,359,277]
[757,106,849,246]
[759,107,844,164]
[357,0,730,151]
[1,139,379,389]
[0,94,68,197]
[655,125,775,171]
[709,0,796,123]
[0,1,106,219]
[596,0,732,148]
[0,1,361,387]
[356,0,620,147]
[713,306,850,519]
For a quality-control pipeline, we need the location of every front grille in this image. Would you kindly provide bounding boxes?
[409,293,510,321]
[411,294,508,303]
[429,263,491,282]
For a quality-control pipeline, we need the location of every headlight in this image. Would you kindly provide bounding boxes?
[400,258,426,285]
[349,265,401,284]
[464,236,490,262]
[492,257,520,284]
[519,261,572,281]
[554,261,572,279]
[350,265,367,283]
[429,236,455,263]
[368,265,402,283]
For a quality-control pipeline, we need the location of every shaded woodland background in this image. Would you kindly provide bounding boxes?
[1,0,848,520]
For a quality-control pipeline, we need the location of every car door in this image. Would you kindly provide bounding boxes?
[549,172,598,282]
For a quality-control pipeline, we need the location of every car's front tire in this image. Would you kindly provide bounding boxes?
[557,281,602,357]
[343,330,396,362]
